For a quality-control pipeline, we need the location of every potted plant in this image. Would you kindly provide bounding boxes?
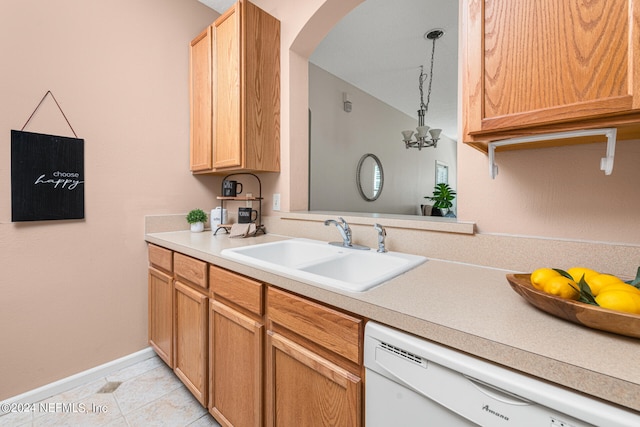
[186,208,207,232]
[425,183,456,217]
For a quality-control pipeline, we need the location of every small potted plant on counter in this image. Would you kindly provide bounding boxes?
[186,208,207,232]
[425,183,456,217]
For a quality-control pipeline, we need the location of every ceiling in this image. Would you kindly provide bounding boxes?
[198,0,459,139]
[198,0,234,13]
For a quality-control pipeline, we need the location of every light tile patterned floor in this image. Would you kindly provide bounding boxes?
[0,355,221,427]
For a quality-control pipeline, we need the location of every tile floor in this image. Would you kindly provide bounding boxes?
[0,355,221,427]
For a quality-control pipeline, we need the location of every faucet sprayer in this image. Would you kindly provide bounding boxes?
[373,223,387,253]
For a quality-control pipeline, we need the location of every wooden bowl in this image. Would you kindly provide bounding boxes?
[506,274,640,339]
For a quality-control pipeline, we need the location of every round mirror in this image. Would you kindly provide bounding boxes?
[356,153,384,202]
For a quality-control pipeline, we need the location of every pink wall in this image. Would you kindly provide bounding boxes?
[457,140,640,243]
[0,0,218,399]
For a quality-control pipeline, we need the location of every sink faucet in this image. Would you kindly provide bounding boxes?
[324,217,352,247]
[324,217,370,250]
[373,223,387,253]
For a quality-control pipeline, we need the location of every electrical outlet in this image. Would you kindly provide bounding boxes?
[245,193,252,207]
[273,193,281,211]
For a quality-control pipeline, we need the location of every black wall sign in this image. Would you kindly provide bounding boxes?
[11,130,85,221]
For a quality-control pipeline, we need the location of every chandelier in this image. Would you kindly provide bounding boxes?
[402,29,444,150]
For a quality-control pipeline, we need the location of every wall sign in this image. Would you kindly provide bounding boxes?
[11,130,85,221]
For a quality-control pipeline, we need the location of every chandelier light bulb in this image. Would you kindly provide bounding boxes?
[401,130,414,141]
[429,129,442,139]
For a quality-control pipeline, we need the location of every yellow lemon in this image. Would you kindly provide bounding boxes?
[586,274,626,296]
[567,267,599,283]
[595,290,640,315]
[530,268,560,290]
[599,282,640,296]
[542,276,579,300]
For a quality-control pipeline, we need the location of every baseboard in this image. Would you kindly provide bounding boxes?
[0,347,156,407]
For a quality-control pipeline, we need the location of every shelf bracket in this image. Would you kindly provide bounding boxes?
[487,128,617,179]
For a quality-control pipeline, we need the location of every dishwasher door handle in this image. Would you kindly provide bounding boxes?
[464,374,532,406]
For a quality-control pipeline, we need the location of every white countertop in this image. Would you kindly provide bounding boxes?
[145,230,640,413]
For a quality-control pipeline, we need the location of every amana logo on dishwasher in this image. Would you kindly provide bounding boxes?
[482,405,510,421]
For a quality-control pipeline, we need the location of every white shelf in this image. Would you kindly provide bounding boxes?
[487,128,617,179]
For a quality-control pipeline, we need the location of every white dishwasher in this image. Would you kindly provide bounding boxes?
[365,322,640,427]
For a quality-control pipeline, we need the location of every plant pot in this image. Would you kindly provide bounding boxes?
[190,222,204,232]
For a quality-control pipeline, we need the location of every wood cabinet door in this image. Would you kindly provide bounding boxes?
[174,281,208,406]
[213,3,242,170]
[189,26,213,172]
[462,0,640,148]
[242,0,281,173]
[209,300,263,427]
[266,331,362,427]
[148,267,173,367]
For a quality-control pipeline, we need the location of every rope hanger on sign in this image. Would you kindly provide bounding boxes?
[21,90,78,138]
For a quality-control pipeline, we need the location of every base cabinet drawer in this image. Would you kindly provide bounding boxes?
[267,286,362,366]
[210,265,263,316]
[149,244,173,272]
[175,253,208,290]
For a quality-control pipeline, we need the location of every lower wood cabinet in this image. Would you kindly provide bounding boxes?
[266,331,362,426]
[148,244,174,368]
[148,266,173,367]
[266,286,363,427]
[209,301,263,426]
[174,280,208,406]
[209,265,264,427]
[148,245,365,426]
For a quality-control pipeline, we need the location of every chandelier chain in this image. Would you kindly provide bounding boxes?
[419,36,437,114]
[419,66,426,110]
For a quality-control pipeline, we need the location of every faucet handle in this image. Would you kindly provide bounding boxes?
[339,217,352,243]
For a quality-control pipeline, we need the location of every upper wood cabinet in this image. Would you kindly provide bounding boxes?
[190,0,280,174]
[190,27,213,172]
[462,0,640,152]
